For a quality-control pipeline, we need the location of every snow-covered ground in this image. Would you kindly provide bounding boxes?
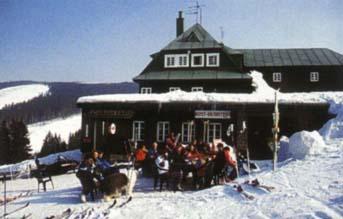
[1,138,342,218]
[28,114,82,153]
[0,84,49,109]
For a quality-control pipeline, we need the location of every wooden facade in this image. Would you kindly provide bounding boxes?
[78,101,330,159]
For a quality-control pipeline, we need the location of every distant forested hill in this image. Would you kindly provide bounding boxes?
[0,81,138,124]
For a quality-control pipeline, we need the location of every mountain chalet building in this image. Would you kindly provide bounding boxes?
[77,12,343,159]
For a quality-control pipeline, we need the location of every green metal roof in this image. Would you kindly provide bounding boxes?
[239,48,343,67]
[133,70,251,81]
[162,24,223,51]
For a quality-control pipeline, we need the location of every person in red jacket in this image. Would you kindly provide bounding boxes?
[223,145,237,181]
[134,145,148,172]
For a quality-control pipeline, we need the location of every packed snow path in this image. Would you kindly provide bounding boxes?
[1,140,342,219]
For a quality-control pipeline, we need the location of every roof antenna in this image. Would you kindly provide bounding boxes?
[186,0,205,24]
[220,26,224,43]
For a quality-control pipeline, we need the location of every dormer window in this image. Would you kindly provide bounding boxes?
[191,54,204,67]
[178,55,188,67]
[207,53,220,67]
[310,72,319,82]
[165,54,188,68]
[165,55,175,67]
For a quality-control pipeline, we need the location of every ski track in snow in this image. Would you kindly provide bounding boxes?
[1,142,342,219]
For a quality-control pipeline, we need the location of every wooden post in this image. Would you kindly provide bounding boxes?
[272,90,280,171]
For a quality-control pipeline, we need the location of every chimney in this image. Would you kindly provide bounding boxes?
[176,11,184,37]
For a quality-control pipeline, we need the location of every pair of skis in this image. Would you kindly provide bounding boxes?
[0,191,33,207]
[0,202,30,219]
[229,178,275,200]
[103,196,132,216]
[243,178,275,192]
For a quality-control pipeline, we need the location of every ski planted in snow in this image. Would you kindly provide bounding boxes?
[1,202,30,218]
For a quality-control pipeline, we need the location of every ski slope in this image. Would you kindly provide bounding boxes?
[0,84,49,109]
[28,114,82,153]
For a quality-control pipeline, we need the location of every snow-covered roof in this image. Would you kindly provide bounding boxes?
[77,71,343,105]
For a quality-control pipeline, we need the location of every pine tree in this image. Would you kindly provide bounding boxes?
[39,132,67,157]
[67,129,81,151]
[8,119,32,163]
[0,121,10,165]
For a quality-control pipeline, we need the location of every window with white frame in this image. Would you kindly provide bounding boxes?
[85,124,89,138]
[182,122,195,143]
[310,72,319,82]
[165,55,175,67]
[165,54,188,68]
[169,87,181,92]
[191,54,205,67]
[207,123,222,142]
[132,121,144,141]
[102,121,106,136]
[141,87,152,94]
[273,72,282,82]
[178,55,188,67]
[191,87,203,92]
[156,121,169,142]
[206,53,220,67]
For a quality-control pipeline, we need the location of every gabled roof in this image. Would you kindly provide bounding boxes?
[239,48,343,67]
[162,24,223,51]
[133,70,251,81]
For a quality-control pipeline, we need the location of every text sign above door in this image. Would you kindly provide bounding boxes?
[195,110,231,119]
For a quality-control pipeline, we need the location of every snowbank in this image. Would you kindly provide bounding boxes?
[38,149,82,165]
[277,136,290,162]
[0,159,35,176]
[28,113,82,153]
[287,131,326,160]
[0,84,49,109]
[0,149,82,175]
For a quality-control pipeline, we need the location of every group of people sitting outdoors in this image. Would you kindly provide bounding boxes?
[76,131,239,201]
[133,132,238,192]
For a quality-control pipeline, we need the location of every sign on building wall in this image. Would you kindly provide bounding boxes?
[194,110,231,119]
[87,110,134,119]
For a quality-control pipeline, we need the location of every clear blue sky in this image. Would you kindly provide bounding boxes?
[0,0,342,83]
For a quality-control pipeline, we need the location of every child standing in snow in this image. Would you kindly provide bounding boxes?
[155,152,169,192]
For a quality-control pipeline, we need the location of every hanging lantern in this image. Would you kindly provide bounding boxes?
[109,123,116,135]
